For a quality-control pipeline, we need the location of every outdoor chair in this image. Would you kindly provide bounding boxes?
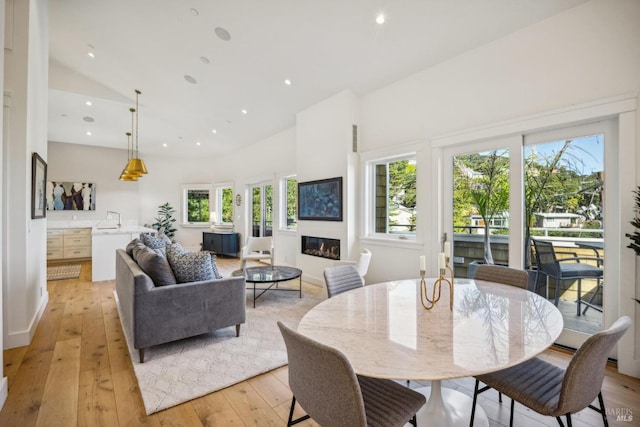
[277,321,426,427]
[532,239,603,316]
[470,316,631,427]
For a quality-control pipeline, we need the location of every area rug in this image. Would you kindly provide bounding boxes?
[119,282,325,415]
[46,263,81,281]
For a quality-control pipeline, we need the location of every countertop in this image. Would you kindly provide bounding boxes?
[91,225,156,235]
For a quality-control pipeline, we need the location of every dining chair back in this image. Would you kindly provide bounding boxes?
[277,321,425,427]
[472,264,528,289]
[470,315,631,427]
[532,239,603,316]
[334,248,372,283]
[324,265,364,298]
[240,236,273,270]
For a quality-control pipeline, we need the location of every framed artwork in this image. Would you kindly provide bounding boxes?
[298,176,343,221]
[31,152,47,219]
[47,182,96,211]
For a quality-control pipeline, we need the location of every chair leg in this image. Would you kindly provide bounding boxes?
[235,324,241,337]
[588,391,609,427]
[567,414,572,427]
[498,392,502,403]
[582,280,603,315]
[139,348,145,363]
[556,416,566,427]
[576,279,583,316]
[287,396,311,426]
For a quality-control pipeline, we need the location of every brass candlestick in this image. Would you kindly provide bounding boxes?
[420,259,454,311]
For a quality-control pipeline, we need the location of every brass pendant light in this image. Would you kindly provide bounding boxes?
[119,132,138,181]
[123,89,148,177]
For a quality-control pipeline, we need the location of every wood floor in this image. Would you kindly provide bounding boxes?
[1,260,638,427]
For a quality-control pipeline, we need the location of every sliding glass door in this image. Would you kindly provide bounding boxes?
[445,120,615,349]
[250,182,273,237]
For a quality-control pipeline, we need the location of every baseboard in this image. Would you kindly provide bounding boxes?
[3,290,49,349]
[0,376,7,412]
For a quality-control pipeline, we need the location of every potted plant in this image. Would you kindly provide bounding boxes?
[152,202,177,238]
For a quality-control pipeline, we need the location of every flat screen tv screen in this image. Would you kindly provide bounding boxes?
[47,182,96,211]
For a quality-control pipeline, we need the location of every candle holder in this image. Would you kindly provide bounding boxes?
[420,259,454,311]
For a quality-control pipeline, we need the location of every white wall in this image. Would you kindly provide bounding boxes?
[0,0,7,411]
[2,0,49,350]
[295,90,359,284]
[47,141,141,225]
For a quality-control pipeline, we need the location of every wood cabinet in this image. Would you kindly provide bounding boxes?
[203,232,240,258]
[47,228,92,261]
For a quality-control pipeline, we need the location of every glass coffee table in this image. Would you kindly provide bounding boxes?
[241,266,303,307]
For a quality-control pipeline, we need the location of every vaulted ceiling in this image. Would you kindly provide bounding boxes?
[48,0,587,158]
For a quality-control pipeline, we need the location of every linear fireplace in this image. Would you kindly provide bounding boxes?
[301,235,340,260]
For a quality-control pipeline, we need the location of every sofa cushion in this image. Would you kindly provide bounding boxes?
[131,241,149,262]
[136,246,177,287]
[166,243,215,283]
[140,233,171,251]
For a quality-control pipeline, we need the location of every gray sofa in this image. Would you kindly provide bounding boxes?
[115,248,246,362]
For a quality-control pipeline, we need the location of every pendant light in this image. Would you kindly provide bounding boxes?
[124,89,148,177]
[119,132,138,181]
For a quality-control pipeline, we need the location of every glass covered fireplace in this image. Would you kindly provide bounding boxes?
[301,235,340,260]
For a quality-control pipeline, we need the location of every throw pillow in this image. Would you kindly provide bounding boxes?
[140,232,171,250]
[208,252,222,279]
[166,243,215,283]
[125,238,141,256]
[131,241,149,262]
[136,246,177,287]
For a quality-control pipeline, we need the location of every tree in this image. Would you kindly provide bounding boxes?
[456,150,509,264]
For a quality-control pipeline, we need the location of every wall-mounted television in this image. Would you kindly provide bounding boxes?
[298,177,342,221]
[47,182,96,211]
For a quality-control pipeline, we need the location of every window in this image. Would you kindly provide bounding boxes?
[367,154,417,238]
[213,183,234,224]
[281,176,297,229]
[181,184,211,225]
[251,181,273,237]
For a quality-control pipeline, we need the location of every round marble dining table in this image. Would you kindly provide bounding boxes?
[297,278,564,427]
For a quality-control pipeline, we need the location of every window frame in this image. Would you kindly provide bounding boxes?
[363,149,419,242]
[213,182,234,224]
[280,175,297,231]
[180,183,212,226]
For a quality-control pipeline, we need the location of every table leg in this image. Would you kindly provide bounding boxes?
[299,276,302,298]
[253,282,256,308]
[413,381,488,427]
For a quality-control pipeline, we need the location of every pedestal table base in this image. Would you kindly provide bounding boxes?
[412,381,488,427]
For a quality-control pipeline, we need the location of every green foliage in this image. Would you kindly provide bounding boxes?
[222,188,233,222]
[152,202,177,238]
[286,178,297,227]
[625,186,640,255]
[186,190,209,222]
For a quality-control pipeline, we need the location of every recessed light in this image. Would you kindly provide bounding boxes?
[190,8,199,16]
[241,109,248,115]
[82,116,95,122]
[212,129,217,134]
[196,141,201,146]
[86,131,92,136]
[284,79,292,86]
[85,100,92,106]
[184,75,197,84]
[376,13,385,24]
[200,56,210,64]
[87,52,95,58]
[163,143,168,147]
[214,27,231,41]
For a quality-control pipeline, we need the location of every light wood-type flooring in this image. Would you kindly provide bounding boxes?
[1,260,638,426]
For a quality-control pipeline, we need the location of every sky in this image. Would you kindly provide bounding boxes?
[525,134,604,175]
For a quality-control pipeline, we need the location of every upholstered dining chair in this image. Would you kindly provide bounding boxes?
[240,236,273,270]
[469,316,631,427]
[532,239,603,316]
[472,264,529,289]
[277,321,426,427]
[334,248,372,283]
[323,265,364,298]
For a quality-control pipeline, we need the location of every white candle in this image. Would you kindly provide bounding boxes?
[419,255,426,272]
[438,252,446,269]
[444,242,451,259]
